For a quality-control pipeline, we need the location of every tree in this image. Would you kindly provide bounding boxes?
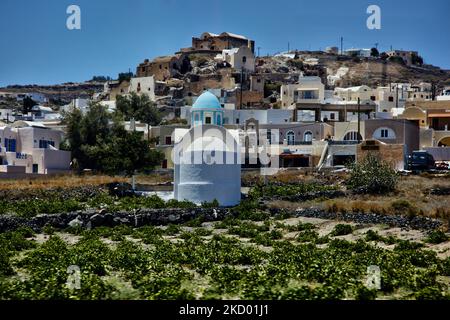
[411,53,424,66]
[118,72,133,83]
[116,93,162,141]
[62,102,163,175]
[90,76,111,82]
[388,56,405,65]
[346,153,398,195]
[370,47,379,57]
[22,96,36,114]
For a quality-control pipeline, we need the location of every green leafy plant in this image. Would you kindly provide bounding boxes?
[347,153,398,195]
[330,224,354,237]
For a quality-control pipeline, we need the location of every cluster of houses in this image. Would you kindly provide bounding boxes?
[1,31,450,178]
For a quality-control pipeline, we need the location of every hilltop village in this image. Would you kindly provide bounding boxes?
[1,32,450,302]
[1,31,450,176]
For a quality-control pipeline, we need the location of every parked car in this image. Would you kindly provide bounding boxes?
[435,162,449,171]
[407,151,436,172]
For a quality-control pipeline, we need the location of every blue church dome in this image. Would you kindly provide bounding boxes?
[192,91,222,109]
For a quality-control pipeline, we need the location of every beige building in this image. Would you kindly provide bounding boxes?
[136,54,190,81]
[189,32,255,54]
[386,50,419,66]
[105,80,130,101]
[129,76,156,101]
[281,76,325,107]
[0,122,71,174]
[334,119,419,155]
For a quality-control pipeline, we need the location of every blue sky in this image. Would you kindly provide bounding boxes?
[0,0,449,87]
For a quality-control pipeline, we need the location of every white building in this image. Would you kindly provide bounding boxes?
[334,85,374,104]
[220,46,255,72]
[173,91,241,206]
[281,76,325,107]
[344,48,372,58]
[32,105,61,121]
[0,109,14,123]
[15,92,47,104]
[181,106,293,126]
[62,98,90,114]
[0,122,71,174]
[129,76,156,101]
[437,88,450,101]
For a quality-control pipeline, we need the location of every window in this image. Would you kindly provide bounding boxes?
[39,140,55,149]
[242,56,247,63]
[205,117,212,124]
[370,96,376,101]
[388,96,394,102]
[266,130,272,144]
[344,131,362,141]
[165,136,172,145]
[330,113,335,120]
[374,127,396,139]
[287,131,295,145]
[236,118,240,124]
[304,131,313,142]
[4,138,16,152]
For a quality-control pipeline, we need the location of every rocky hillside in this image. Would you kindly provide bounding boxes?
[258,51,450,89]
[0,81,105,105]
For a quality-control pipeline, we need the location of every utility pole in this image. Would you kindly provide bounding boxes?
[240,68,244,110]
[340,37,344,55]
[257,46,261,57]
[288,42,290,53]
[396,85,399,109]
[357,97,361,143]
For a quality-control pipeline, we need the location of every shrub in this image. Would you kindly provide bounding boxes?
[253,230,283,246]
[425,230,449,244]
[201,199,219,208]
[164,224,181,236]
[346,153,398,194]
[365,230,383,242]
[0,246,14,276]
[354,285,377,300]
[194,228,213,237]
[390,200,418,217]
[297,230,319,243]
[330,224,354,237]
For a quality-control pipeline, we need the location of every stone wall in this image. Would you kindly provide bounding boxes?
[356,140,405,170]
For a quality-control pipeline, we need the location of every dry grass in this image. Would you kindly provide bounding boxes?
[0,174,128,191]
[0,172,174,191]
[264,174,450,230]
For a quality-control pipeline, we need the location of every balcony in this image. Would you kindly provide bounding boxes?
[328,140,360,145]
[281,141,313,146]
